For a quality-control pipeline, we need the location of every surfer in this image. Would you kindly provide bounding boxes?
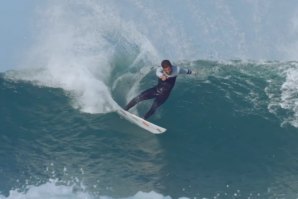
[124,60,195,120]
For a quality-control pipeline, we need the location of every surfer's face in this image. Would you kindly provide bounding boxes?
[163,66,172,75]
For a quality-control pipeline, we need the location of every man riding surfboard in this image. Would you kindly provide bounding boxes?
[124,60,195,120]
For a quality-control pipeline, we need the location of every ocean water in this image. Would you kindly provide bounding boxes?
[2,1,298,199]
[1,60,298,199]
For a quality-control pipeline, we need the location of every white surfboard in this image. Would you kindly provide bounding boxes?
[117,109,166,134]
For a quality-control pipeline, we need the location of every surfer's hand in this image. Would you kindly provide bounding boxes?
[161,75,167,81]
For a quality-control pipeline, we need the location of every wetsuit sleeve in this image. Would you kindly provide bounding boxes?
[178,66,192,74]
[156,67,164,78]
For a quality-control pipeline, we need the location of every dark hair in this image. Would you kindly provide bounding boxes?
[161,60,172,68]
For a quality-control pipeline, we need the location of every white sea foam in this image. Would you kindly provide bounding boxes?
[0,180,179,199]
[279,65,298,127]
[0,180,91,199]
[12,1,161,114]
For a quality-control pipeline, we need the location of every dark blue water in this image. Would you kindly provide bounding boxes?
[1,61,298,199]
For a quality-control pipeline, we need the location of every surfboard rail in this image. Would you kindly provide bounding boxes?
[117,109,166,134]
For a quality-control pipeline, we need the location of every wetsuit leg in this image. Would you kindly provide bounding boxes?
[124,87,157,111]
[143,93,170,120]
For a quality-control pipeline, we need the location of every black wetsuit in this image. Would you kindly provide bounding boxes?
[124,76,177,119]
[124,66,191,119]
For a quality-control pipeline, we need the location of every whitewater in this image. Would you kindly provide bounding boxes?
[1,1,298,199]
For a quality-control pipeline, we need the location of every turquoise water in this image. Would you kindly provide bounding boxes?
[1,60,298,199]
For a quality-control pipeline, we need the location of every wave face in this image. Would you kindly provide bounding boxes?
[2,60,298,199]
[8,0,298,112]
